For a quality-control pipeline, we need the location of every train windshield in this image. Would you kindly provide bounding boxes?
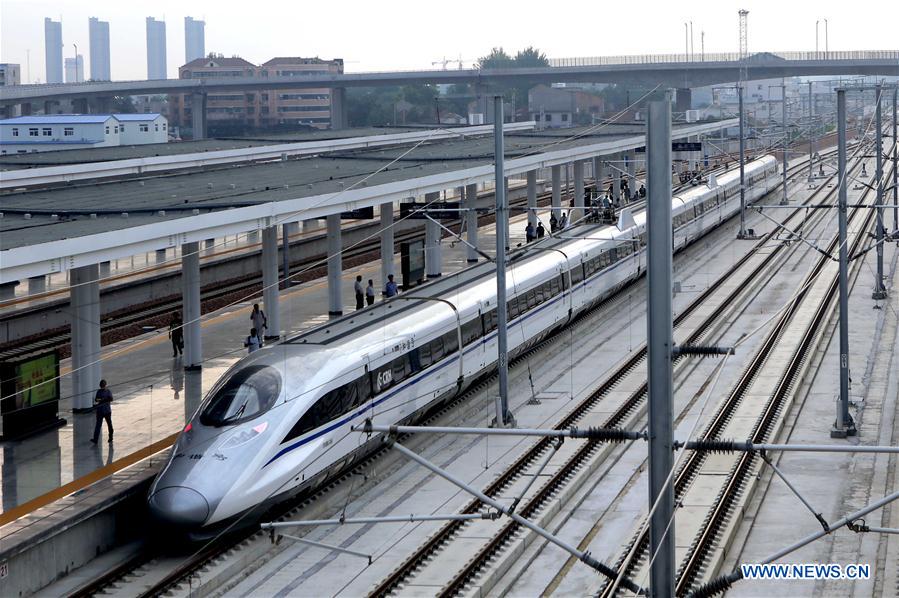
[200,365,282,426]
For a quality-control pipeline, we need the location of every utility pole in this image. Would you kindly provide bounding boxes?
[873,85,887,299]
[893,88,898,235]
[737,84,754,238]
[808,81,815,182]
[781,83,789,205]
[646,95,675,598]
[492,95,514,428]
[831,88,856,438]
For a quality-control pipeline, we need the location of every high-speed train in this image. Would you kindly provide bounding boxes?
[148,156,778,535]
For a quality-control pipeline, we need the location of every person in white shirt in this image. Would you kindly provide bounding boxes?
[245,327,261,353]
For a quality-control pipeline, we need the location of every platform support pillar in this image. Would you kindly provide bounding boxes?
[379,202,395,285]
[425,191,442,278]
[262,226,281,339]
[526,171,538,233]
[465,183,479,262]
[612,153,622,205]
[327,214,342,317]
[646,96,675,598]
[181,241,202,369]
[594,156,605,196]
[832,89,856,438]
[627,151,636,201]
[551,165,562,221]
[28,276,46,295]
[573,160,584,222]
[281,223,291,288]
[71,264,100,411]
[873,86,887,300]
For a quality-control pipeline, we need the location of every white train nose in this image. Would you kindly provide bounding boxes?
[148,486,210,526]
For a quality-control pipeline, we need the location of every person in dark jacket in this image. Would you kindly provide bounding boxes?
[168,312,183,357]
[91,379,114,444]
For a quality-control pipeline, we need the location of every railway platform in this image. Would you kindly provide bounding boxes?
[0,206,540,518]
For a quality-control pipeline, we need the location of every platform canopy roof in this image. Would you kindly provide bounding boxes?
[0,119,735,283]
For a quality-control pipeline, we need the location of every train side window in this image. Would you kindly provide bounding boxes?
[392,355,409,382]
[526,290,537,308]
[462,318,481,345]
[282,376,362,443]
[507,298,519,320]
[482,309,497,333]
[418,343,432,369]
[431,336,445,361]
[553,276,563,293]
[358,375,371,403]
[409,348,423,372]
[570,265,584,285]
[443,330,459,355]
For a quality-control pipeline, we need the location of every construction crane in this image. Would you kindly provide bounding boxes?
[431,56,471,70]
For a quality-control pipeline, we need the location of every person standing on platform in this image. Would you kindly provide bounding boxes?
[90,380,114,444]
[385,274,399,298]
[525,222,535,243]
[168,312,184,358]
[354,275,365,310]
[550,212,558,233]
[250,304,267,345]
[366,280,376,306]
[559,212,569,230]
[536,222,546,239]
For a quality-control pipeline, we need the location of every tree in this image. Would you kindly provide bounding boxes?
[111,95,137,113]
[475,46,550,118]
[477,47,514,70]
[514,46,549,68]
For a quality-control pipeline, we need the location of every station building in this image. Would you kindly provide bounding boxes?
[0,113,168,154]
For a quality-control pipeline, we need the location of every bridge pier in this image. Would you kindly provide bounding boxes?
[191,92,207,140]
[87,96,111,114]
[72,97,89,114]
[330,87,347,130]
[675,88,692,114]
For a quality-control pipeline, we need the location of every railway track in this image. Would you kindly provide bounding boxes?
[599,150,894,597]
[360,154,852,597]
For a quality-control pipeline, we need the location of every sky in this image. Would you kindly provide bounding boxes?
[1,0,897,83]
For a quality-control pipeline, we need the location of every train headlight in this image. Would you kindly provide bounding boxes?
[221,421,268,450]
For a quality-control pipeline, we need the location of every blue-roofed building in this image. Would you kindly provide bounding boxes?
[0,113,168,154]
[115,113,168,145]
